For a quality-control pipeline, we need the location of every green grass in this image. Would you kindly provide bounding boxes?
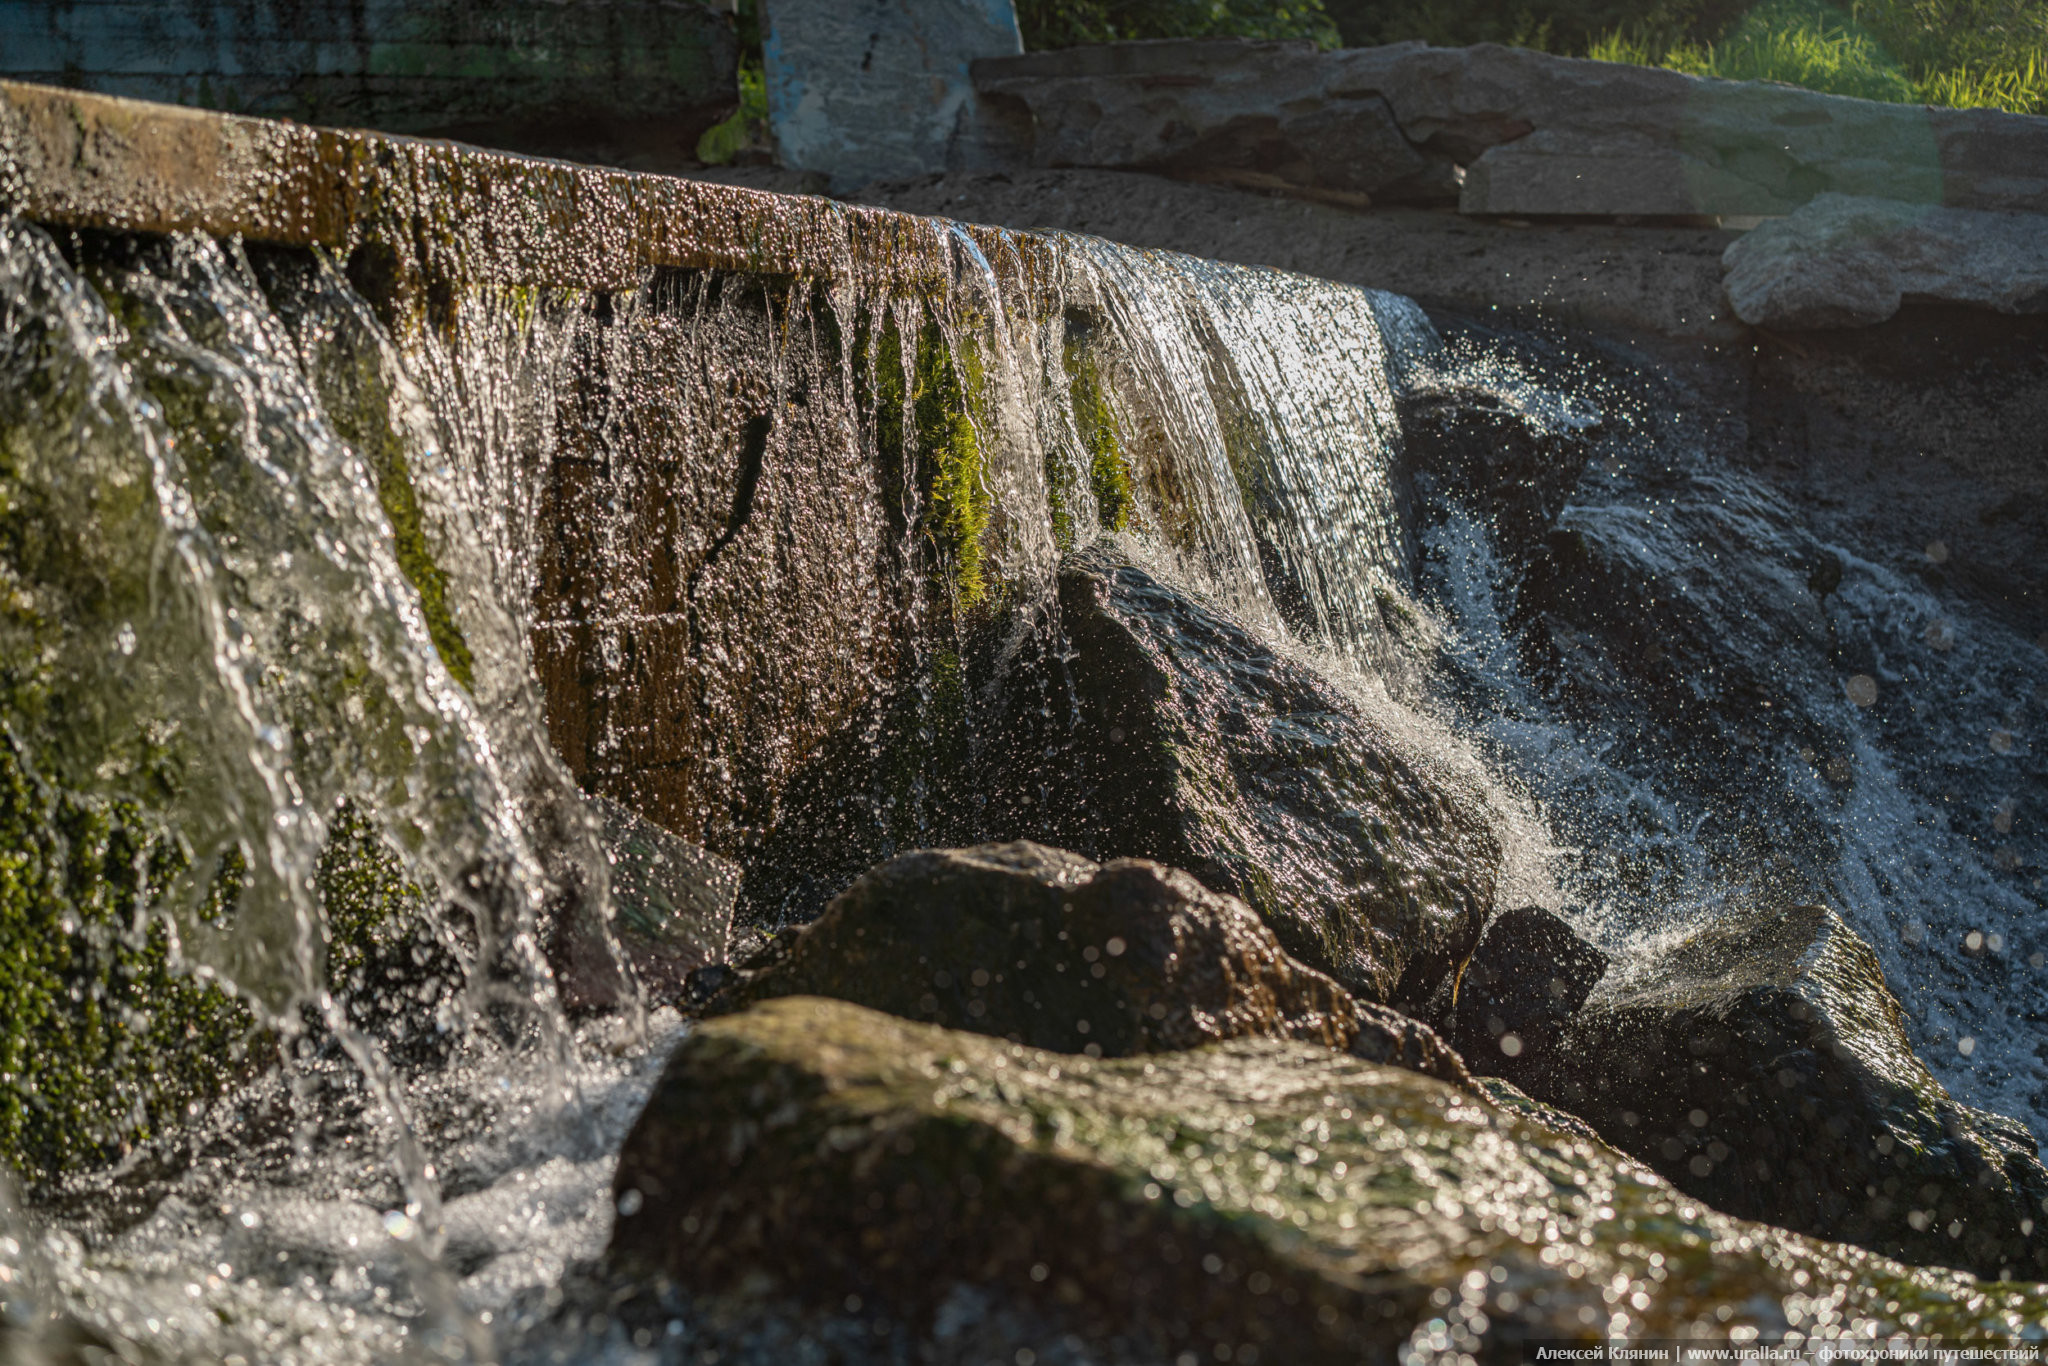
[1591,0,2048,113]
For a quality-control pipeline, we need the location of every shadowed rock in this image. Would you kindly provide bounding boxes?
[707,841,1469,1085]
[1037,545,1499,1010]
[609,996,2048,1362]
[1510,904,2048,1280]
[1437,904,1609,1068]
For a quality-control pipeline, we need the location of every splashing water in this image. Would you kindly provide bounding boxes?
[0,188,2040,1365]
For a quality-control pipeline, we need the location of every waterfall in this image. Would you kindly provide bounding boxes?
[0,166,2041,1357]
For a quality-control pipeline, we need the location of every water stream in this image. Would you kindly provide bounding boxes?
[0,195,2039,1362]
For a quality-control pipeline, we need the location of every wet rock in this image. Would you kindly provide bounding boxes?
[1436,904,1609,1068]
[1723,195,2048,329]
[707,841,1469,1085]
[609,996,2048,1360]
[1514,904,2048,1280]
[1038,544,1500,1009]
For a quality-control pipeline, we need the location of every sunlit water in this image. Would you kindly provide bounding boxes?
[0,197,2039,1364]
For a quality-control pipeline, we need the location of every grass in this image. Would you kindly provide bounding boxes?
[1588,0,2048,113]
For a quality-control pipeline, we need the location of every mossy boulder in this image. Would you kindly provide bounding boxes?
[1032,544,1500,1009]
[1504,903,2048,1281]
[610,997,2048,1362]
[706,841,1468,1083]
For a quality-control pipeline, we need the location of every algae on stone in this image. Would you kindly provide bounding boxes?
[613,997,2048,1362]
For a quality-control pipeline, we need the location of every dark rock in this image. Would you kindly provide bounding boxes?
[1035,544,1500,1010]
[1437,904,1609,1068]
[1399,368,1603,568]
[1723,194,2048,329]
[1513,903,2048,1280]
[609,996,2048,1360]
[708,841,1470,1086]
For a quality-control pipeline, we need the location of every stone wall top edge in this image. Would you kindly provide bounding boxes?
[0,80,1058,298]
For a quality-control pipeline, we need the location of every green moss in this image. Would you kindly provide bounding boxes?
[1058,330,1134,544]
[0,735,256,1185]
[872,310,997,611]
[303,293,477,693]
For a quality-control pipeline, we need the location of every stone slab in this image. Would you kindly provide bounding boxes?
[971,38,2048,219]
[761,0,1021,190]
[1723,193,2048,328]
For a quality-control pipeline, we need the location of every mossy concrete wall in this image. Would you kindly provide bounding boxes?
[0,1,739,171]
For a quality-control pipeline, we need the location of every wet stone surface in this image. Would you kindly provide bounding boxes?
[1032,544,1501,1010]
[1502,903,2048,1280]
[706,841,1469,1085]
[610,997,2048,1364]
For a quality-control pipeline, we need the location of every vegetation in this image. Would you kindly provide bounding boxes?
[1017,0,2048,114]
[1590,0,2048,111]
[1016,0,1338,47]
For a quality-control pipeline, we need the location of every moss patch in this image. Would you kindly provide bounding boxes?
[0,735,255,1185]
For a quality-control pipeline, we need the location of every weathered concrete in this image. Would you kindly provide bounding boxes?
[762,0,1022,191]
[0,0,737,172]
[1723,194,2048,328]
[972,38,2048,219]
[0,78,1064,879]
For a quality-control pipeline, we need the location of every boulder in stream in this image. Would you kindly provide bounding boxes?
[1436,903,1610,1067]
[1509,903,2048,1281]
[707,841,1469,1084]
[1035,544,1500,1010]
[609,996,2048,1361]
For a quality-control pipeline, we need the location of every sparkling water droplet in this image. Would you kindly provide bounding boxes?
[1990,729,2016,754]
[1925,539,1950,564]
[1845,674,1878,707]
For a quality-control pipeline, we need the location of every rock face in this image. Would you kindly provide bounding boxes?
[1035,545,1499,1009]
[708,841,1470,1084]
[1436,904,1609,1068]
[971,38,2048,218]
[610,996,2048,1361]
[1504,904,2048,1281]
[762,0,1023,190]
[1722,194,2048,329]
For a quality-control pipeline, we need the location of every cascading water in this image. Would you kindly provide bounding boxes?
[0,168,2040,1363]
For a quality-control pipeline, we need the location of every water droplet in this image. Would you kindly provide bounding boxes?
[1923,618,1954,651]
[1105,936,1126,956]
[1990,729,2016,754]
[1964,930,1985,954]
[381,1210,415,1241]
[1845,674,1878,707]
[616,1188,644,1217]
[1925,540,1950,564]
[1994,797,2017,834]
[1498,1033,1523,1057]
[1959,1037,1977,1057]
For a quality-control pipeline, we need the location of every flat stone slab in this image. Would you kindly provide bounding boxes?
[1723,193,2048,328]
[972,38,2048,219]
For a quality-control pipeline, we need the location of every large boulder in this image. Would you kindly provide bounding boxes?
[1031,545,1500,1009]
[707,841,1470,1084]
[971,39,2048,219]
[608,996,2048,1361]
[1722,194,2048,329]
[1505,903,2048,1281]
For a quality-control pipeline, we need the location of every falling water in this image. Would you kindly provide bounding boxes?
[0,186,2039,1363]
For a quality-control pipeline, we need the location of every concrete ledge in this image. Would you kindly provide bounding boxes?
[0,80,1056,301]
